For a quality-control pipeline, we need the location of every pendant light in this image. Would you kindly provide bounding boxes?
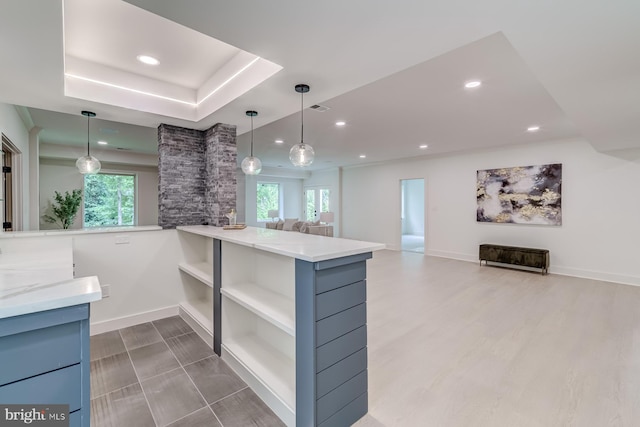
[289,83,315,167]
[76,111,101,174]
[241,110,262,175]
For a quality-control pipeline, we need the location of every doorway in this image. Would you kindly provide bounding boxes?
[303,187,331,222]
[400,178,424,253]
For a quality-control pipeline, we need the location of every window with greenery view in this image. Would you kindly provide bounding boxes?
[257,182,279,222]
[84,173,135,227]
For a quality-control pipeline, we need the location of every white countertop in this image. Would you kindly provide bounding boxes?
[0,240,102,319]
[177,225,385,262]
[0,225,162,239]
[0,276,102,320]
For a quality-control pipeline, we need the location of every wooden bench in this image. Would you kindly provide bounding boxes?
[479,244,549,275]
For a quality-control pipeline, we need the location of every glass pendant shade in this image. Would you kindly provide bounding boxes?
[242,110,262,175]
[289,143,315,167]
[291,83,314,167]
[241,155,262,175]
[76,155,101,174]
[77,110,101,174]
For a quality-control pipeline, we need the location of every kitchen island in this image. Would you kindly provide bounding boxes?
[0,237,102,427]
[177,225,384,427]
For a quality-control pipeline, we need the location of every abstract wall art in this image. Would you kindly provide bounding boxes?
[477,163,562,225]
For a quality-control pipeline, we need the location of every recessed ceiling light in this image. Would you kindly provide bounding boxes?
[527,125,540,132]
[97,140,108,145]
[465,80,482,89]
[419,144,428,149]
[335,121,346,126]
[137,55,159,66]
[359,154,366,158]
[275,139,284,144]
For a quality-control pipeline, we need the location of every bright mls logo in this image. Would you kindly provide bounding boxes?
[0,405,69,426]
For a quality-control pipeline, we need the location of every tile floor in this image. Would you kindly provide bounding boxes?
[90,316,285,427]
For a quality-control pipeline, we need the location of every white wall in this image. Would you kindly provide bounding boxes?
[304,168,341,236]
[343,138,640,286]
[73,229,182,327]
[39,158,158,230]
[0,103,30,229]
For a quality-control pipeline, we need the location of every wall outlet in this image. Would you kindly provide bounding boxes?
[115,235,130,245]
[101,284,110,298]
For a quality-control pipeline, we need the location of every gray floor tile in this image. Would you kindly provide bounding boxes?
[184,356,247,404]
[90,382,155,427]
[90,330,126,361]
[120,322,163,350]
[166,332,214,365]
[141,368,206,426]
[166,407,222,427]
[153,316,193,340]
[90,351,138,398]
[129,341,180,380]
[211,388,285,427]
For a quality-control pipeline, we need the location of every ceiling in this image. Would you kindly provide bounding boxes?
[0,0,638,171]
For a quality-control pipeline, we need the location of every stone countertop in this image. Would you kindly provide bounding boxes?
[177,225,385,262]
[0,239,102,319]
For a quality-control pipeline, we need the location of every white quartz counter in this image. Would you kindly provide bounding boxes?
[177,225,385,262]
[0,275,102,319]
[0,238,102,319]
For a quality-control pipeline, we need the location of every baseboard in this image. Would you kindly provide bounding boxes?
[179,303,214,349]
[426,249,640,287]
[426,249,476,263]
[90,305,179,335]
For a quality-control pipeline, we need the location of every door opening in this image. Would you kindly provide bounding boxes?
[400,178,425,253]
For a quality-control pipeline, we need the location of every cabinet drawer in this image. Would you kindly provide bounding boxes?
[0,322,81,386]
[318,391,368,427]
[317,326,367,373]
[0,364,82,412]
[317,370,367,424]
[315,262,366,294]
[316,303,366,347]
[316,281,366,320]
[316,348,367,398]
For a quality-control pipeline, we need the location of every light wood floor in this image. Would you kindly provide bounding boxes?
[354,250,640,427]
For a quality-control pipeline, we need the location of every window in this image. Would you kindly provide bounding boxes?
[257,182,280,222]
[84,173,135,227]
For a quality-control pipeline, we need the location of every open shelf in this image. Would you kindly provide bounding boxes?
[178,261,213,287]
[179,301,213,348]
[221,283,294,336]
[223,334,295,411]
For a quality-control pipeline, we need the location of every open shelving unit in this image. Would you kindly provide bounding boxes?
[220,240,296,425]
[177,230,214,347]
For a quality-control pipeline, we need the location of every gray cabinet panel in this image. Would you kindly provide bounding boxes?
[315,262,366,294]
[0,364,82,411]
[316,326,367,373]
[316,348,367,398]
[316,303,366,347]
[69,410,81,427]
[315,280,366,321]
[0,321,81,386]
[317,370,367,424]
[318,392,368,427]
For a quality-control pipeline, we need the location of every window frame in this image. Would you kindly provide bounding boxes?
[83,171,138,228]
[256,181,281,223]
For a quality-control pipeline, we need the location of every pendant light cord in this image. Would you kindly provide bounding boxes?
[250,114,254,157]
[300,89,304,146]
[86,115,90,156]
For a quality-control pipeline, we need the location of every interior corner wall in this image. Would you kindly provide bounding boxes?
[0,103,30,229]
[158,123,237,228]
[342,138,640,286]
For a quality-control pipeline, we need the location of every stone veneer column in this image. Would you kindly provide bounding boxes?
[158,123,236,229]
[205,124,237,226]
